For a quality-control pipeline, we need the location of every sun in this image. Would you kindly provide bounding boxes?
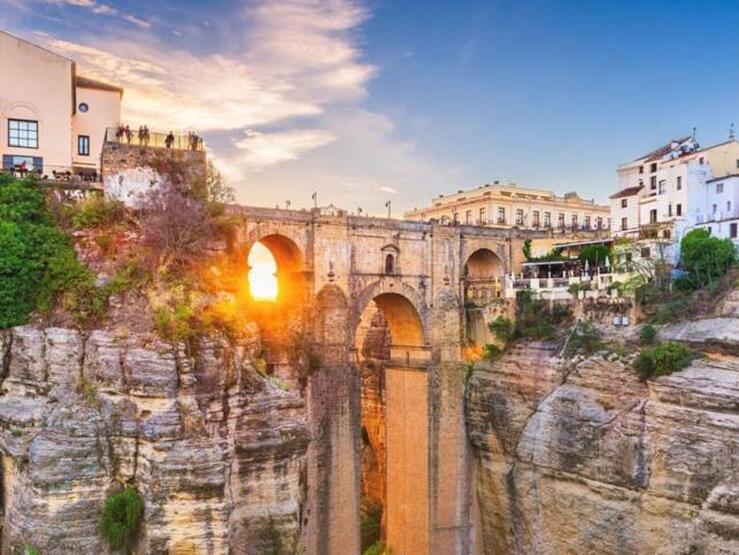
[248,242,278,301]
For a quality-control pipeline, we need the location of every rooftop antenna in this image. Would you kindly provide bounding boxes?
[311,192,318,208]
[692,126,697,141]
[729,122,736,141]
[385,200,391,218]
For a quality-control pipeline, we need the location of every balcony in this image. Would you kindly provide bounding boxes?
[1,163,101,185]
[105,126,205,152]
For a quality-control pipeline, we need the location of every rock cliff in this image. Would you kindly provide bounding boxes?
[0,325,309,554]
[467,319,739,555]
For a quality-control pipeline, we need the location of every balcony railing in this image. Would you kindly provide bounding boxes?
[1,164,101,183]
[105,126,205,152]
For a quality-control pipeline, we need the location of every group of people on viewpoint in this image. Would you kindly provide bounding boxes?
[114,125,202,151]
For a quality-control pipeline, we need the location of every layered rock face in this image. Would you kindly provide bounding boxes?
[0,325,309,554]
[467,323,739,555]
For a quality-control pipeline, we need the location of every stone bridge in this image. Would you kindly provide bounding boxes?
[228,205,538,555]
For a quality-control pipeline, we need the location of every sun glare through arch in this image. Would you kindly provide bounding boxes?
[248,241,278,301]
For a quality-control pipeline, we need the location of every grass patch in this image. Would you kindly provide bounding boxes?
[71,195,126,229]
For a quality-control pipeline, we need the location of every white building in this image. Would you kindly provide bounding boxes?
[610,135,739,261]
[0,29,122,179]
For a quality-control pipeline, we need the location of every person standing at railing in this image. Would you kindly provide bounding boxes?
[124,125,132,144]
[138,126,145,145]
[165,131,175,149]
[143,125,150,146]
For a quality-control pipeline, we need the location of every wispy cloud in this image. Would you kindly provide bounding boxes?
[379,186,398,194]
[230,129,336,171]
[42,0,150,27]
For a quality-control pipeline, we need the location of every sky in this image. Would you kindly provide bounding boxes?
[2,0,738,214]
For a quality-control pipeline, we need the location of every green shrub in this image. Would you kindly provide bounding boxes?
[99,486,144,551]
[20,545,40,555]
[254,517,283,555]
[71,195,125,229]
[153,302,195,342]
[488,316,514,343]
[0,176,90,328]
[633,342,693,381]
[363,542,392,555]
[482,343,503,360]
[361,501,383,552]
[680,228,736,287]
[639,324,657,345]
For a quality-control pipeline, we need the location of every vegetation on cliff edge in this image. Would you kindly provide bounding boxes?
[99,485,144,552]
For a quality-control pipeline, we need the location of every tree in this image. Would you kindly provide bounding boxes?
[522,239,532,261]
[138,184,214,270]
[578,244,610,267]
[680,229,736,287]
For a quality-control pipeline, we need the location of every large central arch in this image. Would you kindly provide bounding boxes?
[352,282,431,555]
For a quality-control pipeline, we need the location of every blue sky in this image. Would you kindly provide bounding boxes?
[2,0,737,212]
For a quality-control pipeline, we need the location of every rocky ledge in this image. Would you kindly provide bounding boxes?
[0,325,309,554]
[467,318,739,555]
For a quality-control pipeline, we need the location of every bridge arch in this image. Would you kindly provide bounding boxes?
[244,232,305,303]
[464,248,504,279]
[352,280,428,350]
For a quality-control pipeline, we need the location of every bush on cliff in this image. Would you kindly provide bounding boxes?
[633,341,693,381]
[0,176,90,328]
[99,485,144,552]
[680,228,736,288]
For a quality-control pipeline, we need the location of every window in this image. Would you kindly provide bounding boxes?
[712,203,717,214]
[584,216,591,229]
[465,210,472,225]
[497,207,505,224]
[558,213,565,228]
[621,199,628,208]
[532,210,540,227]
[658,180,666,194]
[641,247,651,259]
[731,223,738,239]
[676,203,682,216]
[453,212,459,223]
[8,119,38,148]
[78,135,90,156]
[596,216,603,229]
[699,157,704,165]
[515,209,524,225]
[544,212,551,227]
[479,207,486,224]
[639,165,644,174]
[2,154,41,171]
[384,254,395,274]
[736,159,739,169]
[649,209,657,224]
[650,163,657,173]
[663,229,671,239]
[668,204,672,217]
[571,214,578,228]
[716,182,724,193]
[650,176,657,190]
[728,201,732,213]
[676,176,682,190]
[621,217,628,230]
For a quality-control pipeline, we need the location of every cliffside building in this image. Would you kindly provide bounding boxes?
[610,135,739,259]
[405,181,611,232]
[0,29,122,179]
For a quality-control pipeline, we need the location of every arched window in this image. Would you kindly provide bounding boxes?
[384,253,395,274]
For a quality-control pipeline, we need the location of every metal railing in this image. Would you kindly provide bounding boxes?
[105,126,205,152]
